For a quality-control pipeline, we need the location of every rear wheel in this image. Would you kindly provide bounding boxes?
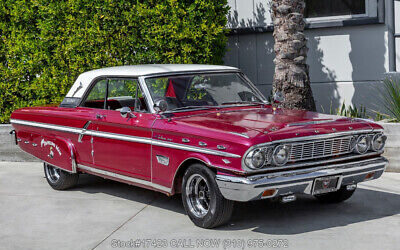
[314,186,356,203]
[44,163,79,190]
[182,164,234,228]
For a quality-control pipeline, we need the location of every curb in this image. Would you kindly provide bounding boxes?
[378,122,400,172]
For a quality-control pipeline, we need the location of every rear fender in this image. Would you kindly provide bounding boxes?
[38,136,77,173]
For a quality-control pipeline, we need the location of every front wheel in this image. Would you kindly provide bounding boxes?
[314,186,356,203]
[44,163,79,190]
[182,164,234,228]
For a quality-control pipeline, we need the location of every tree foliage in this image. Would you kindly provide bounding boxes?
[0,0,229,123]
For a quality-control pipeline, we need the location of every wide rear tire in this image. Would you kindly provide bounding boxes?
[44,163,79,190]
[181,164,234,228]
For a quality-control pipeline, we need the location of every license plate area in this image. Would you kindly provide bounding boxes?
[312,175,341,195]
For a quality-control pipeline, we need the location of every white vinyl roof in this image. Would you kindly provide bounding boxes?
[66,64,239,98]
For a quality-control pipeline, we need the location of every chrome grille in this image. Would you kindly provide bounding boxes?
[289,136,353,162]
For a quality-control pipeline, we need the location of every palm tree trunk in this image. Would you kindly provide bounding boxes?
[271,0,316,111]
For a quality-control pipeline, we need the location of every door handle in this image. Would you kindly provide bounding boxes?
[78,121,91,143]
[96,114,106,119]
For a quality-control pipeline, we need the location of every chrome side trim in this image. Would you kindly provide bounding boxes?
[87,130,153,144]
[11,119,82,134]
[70,145,77,173]
[10,119,241,158]
[77,164,171,193]
[151,139,241,158]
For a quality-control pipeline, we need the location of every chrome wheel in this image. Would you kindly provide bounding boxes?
[185,174,211,218]
[45,164,61,183]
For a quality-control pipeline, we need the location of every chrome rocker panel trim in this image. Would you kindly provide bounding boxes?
[216,157,388,202]
[77,164,171,193]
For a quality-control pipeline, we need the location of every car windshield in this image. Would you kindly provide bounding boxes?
[144,72,266,112]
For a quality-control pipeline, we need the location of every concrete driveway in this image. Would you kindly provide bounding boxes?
[1,162,399,250]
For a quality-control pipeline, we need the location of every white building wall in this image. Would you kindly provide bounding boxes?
[224,0,392,115]
[395,0,400,71]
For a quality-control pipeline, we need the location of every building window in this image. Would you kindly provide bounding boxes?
[305,0,365,18]
[305,0,377,21]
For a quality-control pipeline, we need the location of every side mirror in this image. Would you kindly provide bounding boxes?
[154,99,168,112]
[273,91,284,104]
[120,107,136,119]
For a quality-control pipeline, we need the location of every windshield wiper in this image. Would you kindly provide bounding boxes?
[163,101,267,114]
[164,105,219,113]
[220,101,266,106]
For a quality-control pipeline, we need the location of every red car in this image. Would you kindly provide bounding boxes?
[10,65,388,228]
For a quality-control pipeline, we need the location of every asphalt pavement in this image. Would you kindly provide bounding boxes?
[1,162,399,250]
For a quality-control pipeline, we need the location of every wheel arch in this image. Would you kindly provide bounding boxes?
[171,157,216,195]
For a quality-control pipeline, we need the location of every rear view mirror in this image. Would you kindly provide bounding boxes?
[154,99,168,112]
[120,107,136,120]
[273,91,285,104]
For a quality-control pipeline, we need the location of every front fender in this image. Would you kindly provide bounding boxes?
[151,145,244,190]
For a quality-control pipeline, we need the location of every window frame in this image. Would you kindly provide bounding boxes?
[79,76,150,113]
[305,0,377,23]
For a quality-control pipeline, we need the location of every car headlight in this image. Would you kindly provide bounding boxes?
[354,135,369,154]
[244,149,266,169]
[272,145,290,166]
[371,133,386,151]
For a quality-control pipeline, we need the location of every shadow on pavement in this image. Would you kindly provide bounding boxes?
[225,189,400,234]
[73,173,400,234]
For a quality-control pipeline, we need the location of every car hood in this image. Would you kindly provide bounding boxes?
[169,107,377,143]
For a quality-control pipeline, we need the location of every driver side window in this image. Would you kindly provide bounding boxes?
[82,78,148,112]
[82,79,107,109]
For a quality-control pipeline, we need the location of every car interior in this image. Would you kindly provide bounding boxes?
[82,79,149,112]
[83,97,148,111]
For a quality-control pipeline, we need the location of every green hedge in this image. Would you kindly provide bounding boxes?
[0,0,229,123]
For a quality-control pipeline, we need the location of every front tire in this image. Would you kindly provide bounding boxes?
[44,163,79,190]
[182,164,234,228]
[314,186,356,203]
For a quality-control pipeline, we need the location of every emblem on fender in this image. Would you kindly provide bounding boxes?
[41,139,62,156]
[156,155,170,166]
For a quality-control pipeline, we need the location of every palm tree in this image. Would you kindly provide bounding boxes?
[271,0,316,111]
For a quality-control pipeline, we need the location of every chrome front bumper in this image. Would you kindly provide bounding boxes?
[216,157,388,202]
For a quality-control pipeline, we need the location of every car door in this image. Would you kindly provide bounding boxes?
[81,77,154,181]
